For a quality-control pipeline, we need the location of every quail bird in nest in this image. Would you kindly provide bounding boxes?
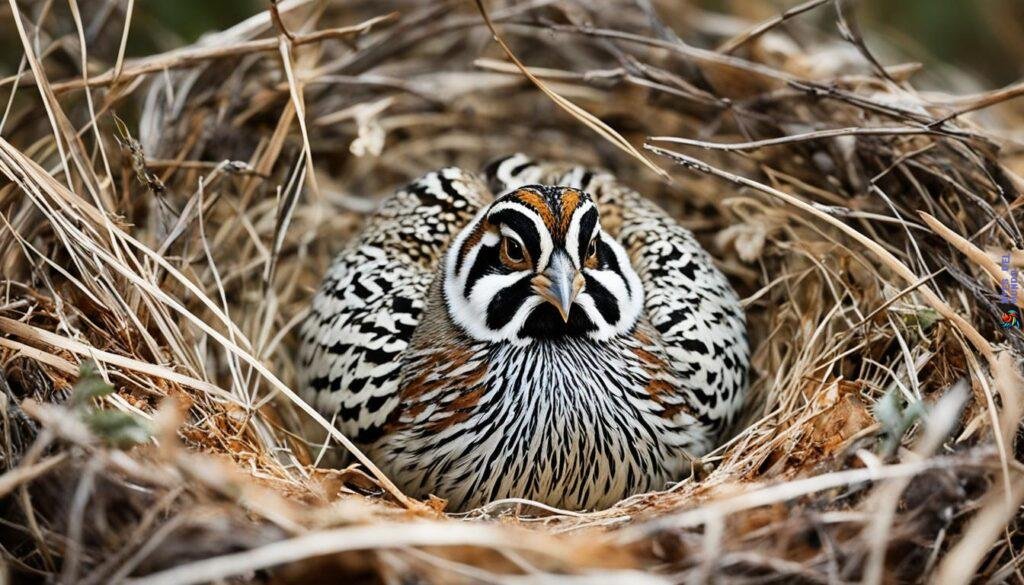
[299,154,749,510]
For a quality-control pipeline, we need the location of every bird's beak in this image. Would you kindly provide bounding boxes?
[531,252,585,322]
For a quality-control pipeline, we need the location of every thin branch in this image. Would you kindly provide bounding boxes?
[473,0,669,180]
[650,126,945,151]
[127,523,575,585]
[5,14,398,94]
[717,0,830,54]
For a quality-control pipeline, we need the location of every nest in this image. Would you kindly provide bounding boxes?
[1,0,1023,582]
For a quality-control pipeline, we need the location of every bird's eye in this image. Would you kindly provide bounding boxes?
[503,237,525,263]
[587,238,598,259]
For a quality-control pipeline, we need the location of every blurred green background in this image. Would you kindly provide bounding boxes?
[2,0,1022,87]
[137,0,1022,86]
[143,0,260,42]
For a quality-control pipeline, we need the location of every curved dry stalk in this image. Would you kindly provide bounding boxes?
[28,14,398,95]
[473,0,668,180]
[919,211,1024,307]
[127,522,580,585]
[646,144,999,371]
[716,0,831,54]
[650,126,947,151]
[935,464,1024,582]
[0,453,68,499]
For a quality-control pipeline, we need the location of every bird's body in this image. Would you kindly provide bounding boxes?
[299,155,748,510]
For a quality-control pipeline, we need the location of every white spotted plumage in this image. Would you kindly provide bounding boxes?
[299,154,748,510]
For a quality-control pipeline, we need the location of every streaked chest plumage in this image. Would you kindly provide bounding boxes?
[375,289,710,510]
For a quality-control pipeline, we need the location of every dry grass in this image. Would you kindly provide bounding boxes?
[1,0,1023,583]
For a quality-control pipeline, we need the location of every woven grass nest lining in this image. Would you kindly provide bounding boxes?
[1,0,1023,582]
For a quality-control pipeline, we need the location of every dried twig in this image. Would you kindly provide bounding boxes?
[717,0,830,54]
[18,14,398,94]
[474,0,668,180]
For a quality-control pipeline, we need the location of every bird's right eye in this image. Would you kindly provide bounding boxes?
[503,237,525,263]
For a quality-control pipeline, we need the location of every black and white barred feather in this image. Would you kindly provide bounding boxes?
[299,169,489,444]
[299,155,748,510]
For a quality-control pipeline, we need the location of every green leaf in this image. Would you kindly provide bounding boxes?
[904,307,940,332]
[874,388,904,432]
[873,386,926,455]
[83,410,152,448]
[71,361,115,407]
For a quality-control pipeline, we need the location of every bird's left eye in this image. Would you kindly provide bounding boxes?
[587,238,598,259]
[503,237,525,263]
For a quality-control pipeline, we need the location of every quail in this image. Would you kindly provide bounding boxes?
[299,154,749,510]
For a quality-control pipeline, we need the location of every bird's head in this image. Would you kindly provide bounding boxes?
[443,185,643,344]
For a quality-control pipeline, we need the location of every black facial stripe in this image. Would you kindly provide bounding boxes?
[454,245,467,274]
[576,208,598,261]
[583,274,621,324]
[597,239,631,295]
[510,161,534,176]
[485,274,533,330]
[579,170,594,190]
[464,243,501,298]
[454,223,484,274]
[488,207,542,263]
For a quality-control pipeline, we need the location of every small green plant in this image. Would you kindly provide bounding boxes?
[874,385,926,456]
[71,361,151,449]
[906,307,940,332]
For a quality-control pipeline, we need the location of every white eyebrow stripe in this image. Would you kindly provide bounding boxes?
[486,201,554,267]
[564,201,598,265]
[499,225,525,246]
